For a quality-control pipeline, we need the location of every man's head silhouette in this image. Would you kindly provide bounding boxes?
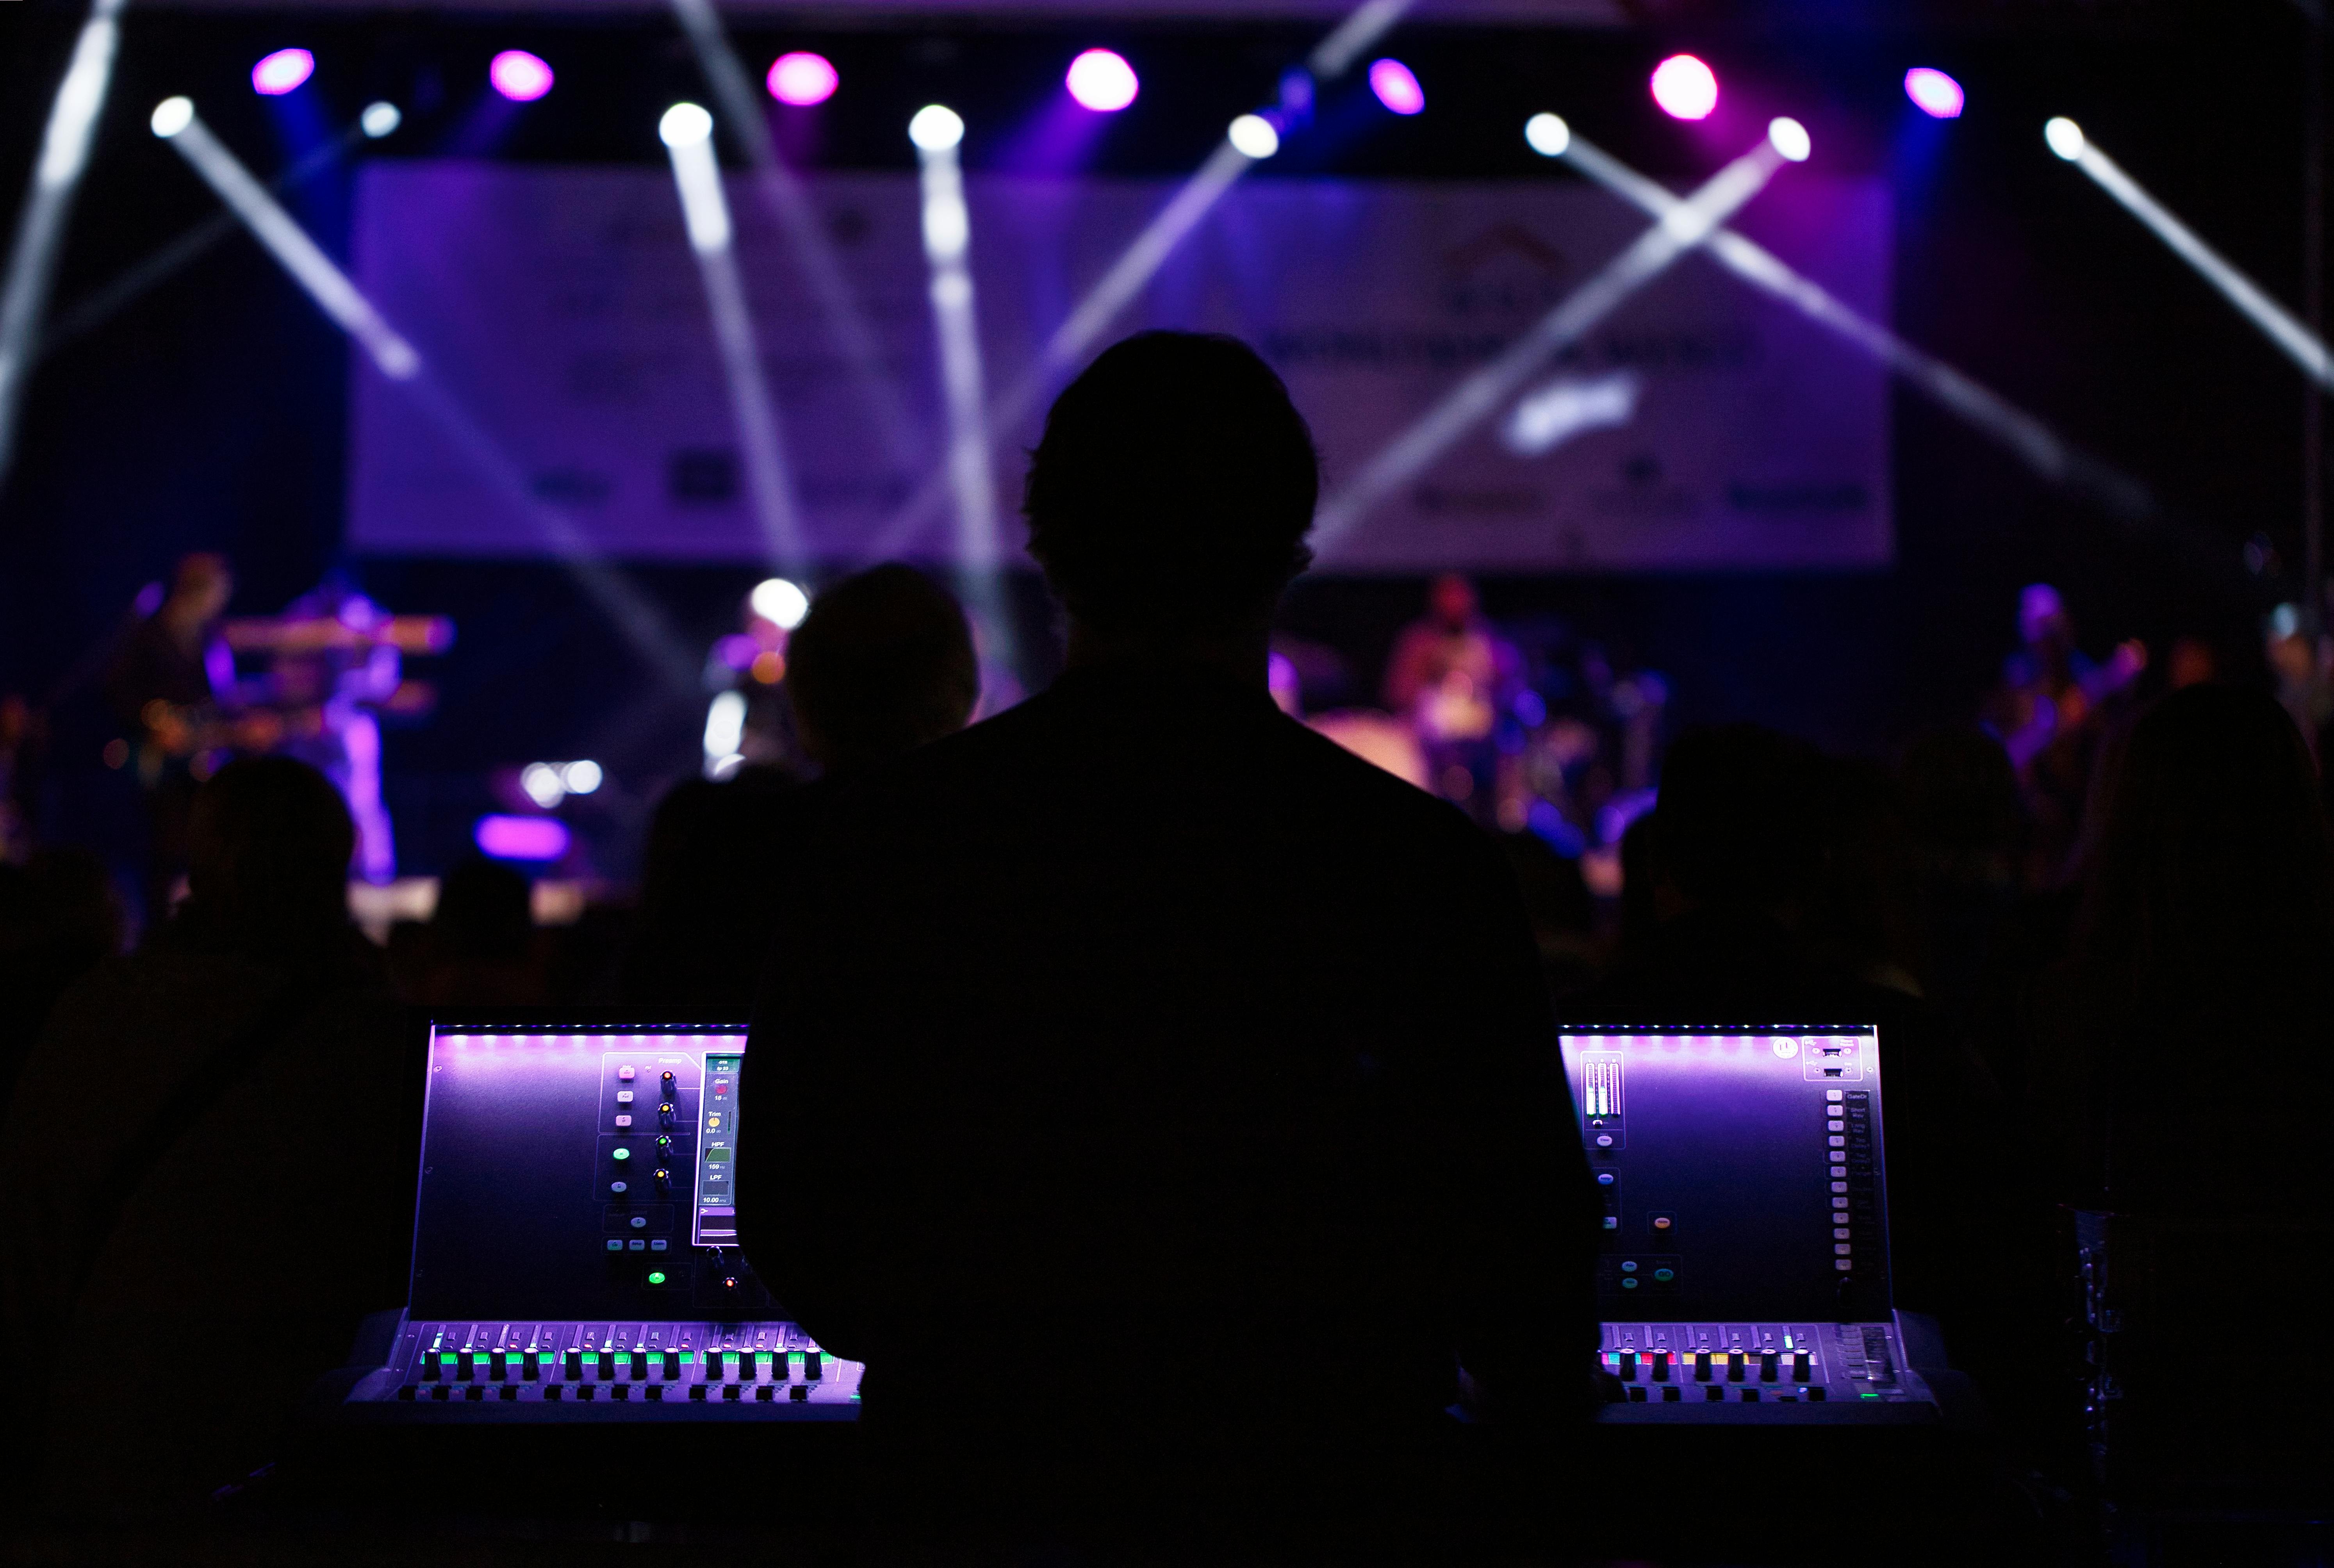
[1024,331,1317,641]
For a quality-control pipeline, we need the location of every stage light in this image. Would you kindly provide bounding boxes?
[251,48,314,97]
[750,576,809,628]
[2051,122,2334,389]
[150,96,193,138]
[476,814,568,861]
[1502,370,1640,456]
[360,101,401,138]
[659,101,713,148]
[767,51,838,107]
[1904,68,1964,119]
[562,759,604,795]
[1767,116,1812,162]
[1555,125,2154,520]
[704,690,746,777]
[1368,58,1425,116]
[909,104,965,152]
[489,50,554,103]
[1651,54,1719,121]
[519,762,567,809]
[1066,49,1139,112]
[0,0,127,493]
[1524,112,1571,157]
[1228,113,1281,159]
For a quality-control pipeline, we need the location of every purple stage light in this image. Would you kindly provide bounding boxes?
[489,50,554,103]
[768,51,838,107]
[1065,49,1138,112]
[1650,54,1719,121]
[1368,58,1425,117]
[251,48,315,97]
[475,814,568,861]
[1904,68,1965,120]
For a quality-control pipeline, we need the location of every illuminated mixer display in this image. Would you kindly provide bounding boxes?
[343,1024,861,1420]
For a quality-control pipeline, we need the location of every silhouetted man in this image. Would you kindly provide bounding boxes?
[744,333,1593,1550]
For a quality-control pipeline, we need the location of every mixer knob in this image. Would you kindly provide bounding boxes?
[456,1351,477,1381]
[660,1070,677,1098]
[659,1102,676,1128]
[523,1351,541,1381]
[654,1167,672,1192]
[1692,1352,1714,1383]
[1650,1352,1671,1384]
[1759,1351,1781,1383]
[560,1348,581,1380]
[1615,1351,1638,1383]
[597,1349,616,1381]
[655,1135,675,1156]
[1791,1352,1813,1383]
[630,1350,649,1381]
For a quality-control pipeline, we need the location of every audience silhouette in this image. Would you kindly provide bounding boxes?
[741,331,1596,1553]
[0,757,411,1521]
[625,563,978,1010]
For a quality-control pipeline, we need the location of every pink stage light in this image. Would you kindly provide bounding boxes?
[489,50,555,103]
[767,51,839,107]
[251,48,315,97]
[475,814,568,861]
[1650,54,1719,121]
[1065,49,1139,112]
[1368,58,1425,116]
[1904,68,1965,120]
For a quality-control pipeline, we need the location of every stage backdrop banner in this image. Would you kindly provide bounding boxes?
[347,163,1891,571]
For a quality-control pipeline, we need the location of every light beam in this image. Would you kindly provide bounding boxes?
[1312,133,1792,547]
[0,0,128,493]
[2050,118,2334,389]
[662,100,806,570]
[668,0,918,470]
[1549,121,2154,520]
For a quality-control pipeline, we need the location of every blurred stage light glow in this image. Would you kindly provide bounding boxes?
[1228,113,1282,159]
[1904,68,1964,119]
[251,49,315,96]
[910,103,965,151]
[489,50,554,103]
[0,0,127,493]
[750,577,809,629]
[1651,55,1719,121]
[1557,124,2154,520]
[2050,119,2334,388]
[1524,112,1571,157]
[520,762,567,809]
[1767,116,1812,162]
[1066,49,1139,112]
[562,760,604,795]
[360,101,401,137]
[767,51,838,107]
[476,814,568,861]
[663,100,806,566]
[704,690,747,776]
[152,97,419,380]
[1368,58,1425,116]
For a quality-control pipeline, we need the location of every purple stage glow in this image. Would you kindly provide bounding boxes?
[1065,49,1139,112]
[1368,58,1425,117]
[1904,68,1965,120]
[489,50,555,103]
[251,48,315,97]
[768,51,839,107]
[1650,54,1719,121]
[475,814,568,861]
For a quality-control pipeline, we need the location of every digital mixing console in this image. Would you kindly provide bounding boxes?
[1560,1025,1943,1424]
[339,1020,862,1422]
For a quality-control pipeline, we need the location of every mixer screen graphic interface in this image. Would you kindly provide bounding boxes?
[1559,1028,1890,1323]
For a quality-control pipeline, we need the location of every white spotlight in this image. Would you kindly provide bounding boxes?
[360,101,402,139]
[519,761,567,809]
[561,759,604,795]
[704,689,747,770]
[660,101,714,148]
[1228,113,1280,160]
[909,104,965,152]
[1524,112,1571,158]
[1767,116,1812,163]
[2045,117,2085,161]
[150,95,194,139]
[750,576,809,629]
